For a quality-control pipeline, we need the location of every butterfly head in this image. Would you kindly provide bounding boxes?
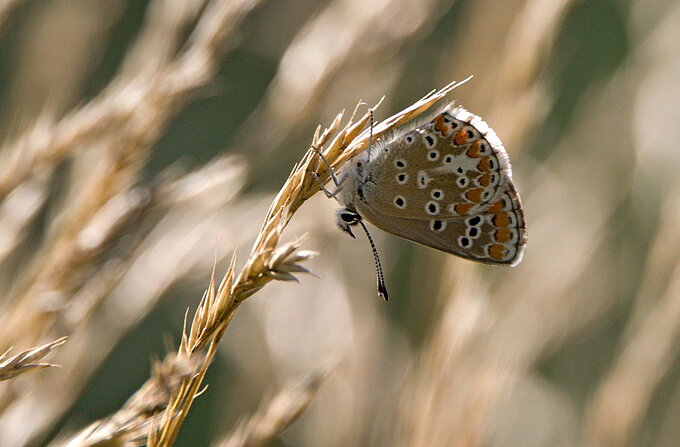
[335,207,361,238]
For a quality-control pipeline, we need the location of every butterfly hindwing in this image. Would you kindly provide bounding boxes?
[357,185,526,265]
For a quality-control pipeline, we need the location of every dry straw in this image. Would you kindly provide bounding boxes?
[216,368,330,447]
[62,79,465,446]
[0,337,66,382]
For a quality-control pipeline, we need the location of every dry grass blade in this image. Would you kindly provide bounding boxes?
[138,83,459,444]
[0,0,261,203]
[0,337,67,382]
[60,353,201,447]
[0,0,26,29]
[216,368,331,447]
[582,190,680,447]
[0,0,263,351]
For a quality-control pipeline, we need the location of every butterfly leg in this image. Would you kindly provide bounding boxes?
[312,148,345,198]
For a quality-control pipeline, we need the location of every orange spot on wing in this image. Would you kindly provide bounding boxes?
[477,172,492,187]
[488,199,506,213]
[454,130,469,146]
[466,141,482,158]
[477,157,491,172]
[433,115,450,136]
[494,228,511,243]
[493,212,511,227]
[465,188,484,203]
[454,203,475,215]
[488,244,506,260]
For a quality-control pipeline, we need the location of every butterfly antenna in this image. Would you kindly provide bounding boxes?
[357,218,389,301]
[366,108,375,163]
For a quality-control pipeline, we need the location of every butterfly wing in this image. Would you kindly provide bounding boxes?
[356,105,526,265]
[357,184,526,265]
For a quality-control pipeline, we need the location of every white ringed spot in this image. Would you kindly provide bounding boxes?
[394,196,407,209]
[425,201,440,215]
[423,133,437,148]
[395,172,409,185]
[465,215,483,227]
[394,158,407,169]
[466,226,481,239]
[430,220,446,232]
[457,236,472,248]
[431,189,444,200]
[427,149,440,161]
[417,170,432,189]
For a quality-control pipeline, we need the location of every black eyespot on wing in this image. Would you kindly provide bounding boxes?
[460,237,471,247]
[467,216,482,226]
[433,220,443,230]
[467,130,475,139]
[468,227,479,237]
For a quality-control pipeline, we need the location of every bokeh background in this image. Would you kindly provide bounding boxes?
[0,0,679,446]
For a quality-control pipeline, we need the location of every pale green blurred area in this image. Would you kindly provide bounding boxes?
[2,0,680,446]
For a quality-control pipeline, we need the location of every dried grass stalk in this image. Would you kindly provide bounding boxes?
[582,191,680,447]
[0,0,263,351]
[216,368,330,447]
[60,353,200,447]
[0,0,260,203]
[0,337,67,382]
[149,81,463,445]
[67,80,463,446]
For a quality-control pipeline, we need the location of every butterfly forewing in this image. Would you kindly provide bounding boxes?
[354,105,526,265]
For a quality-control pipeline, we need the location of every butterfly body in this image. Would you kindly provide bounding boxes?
[336,104,526,266]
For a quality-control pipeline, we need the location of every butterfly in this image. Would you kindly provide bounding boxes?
[327,104,526,299]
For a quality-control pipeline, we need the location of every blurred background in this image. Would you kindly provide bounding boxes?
[0,0,678,446]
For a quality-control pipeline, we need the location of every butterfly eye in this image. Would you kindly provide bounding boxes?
[341,212,358,223]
